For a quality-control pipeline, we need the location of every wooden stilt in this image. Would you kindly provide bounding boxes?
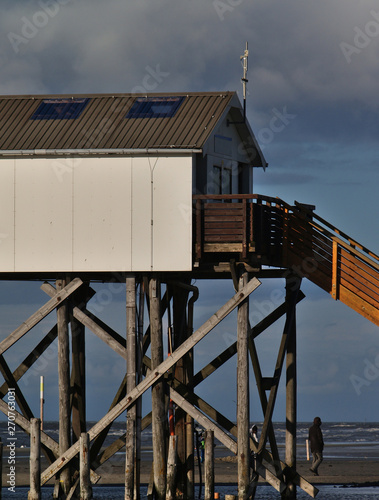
[57,278,71,495]
[172,281,192,500]
[134,280,144,500]
[204,430,215,500]
[28,418,41,500]
[0,437,2,500]
[149,277,166,499]
[237,271,250,499]
[283,274,301,500]
[185,284,198,500]
[79,432,92,500]
[166,434,178,500]
[71,284,88,444]
[125,274,136,500]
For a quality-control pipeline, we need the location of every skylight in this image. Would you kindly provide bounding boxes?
[31,98,90,120]
[126,96,184,119]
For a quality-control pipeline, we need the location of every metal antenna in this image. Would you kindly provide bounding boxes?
[240,41,248,122]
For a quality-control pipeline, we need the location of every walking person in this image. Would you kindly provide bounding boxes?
[308,416,324,476]
[200,432,205,463]
[249,424,259,471]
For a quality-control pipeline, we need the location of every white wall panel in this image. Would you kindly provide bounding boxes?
[152,157,192,270]
[14,158,73,271]
[0,159,15,271]
[130,157,153,271]
[73,158,132,271]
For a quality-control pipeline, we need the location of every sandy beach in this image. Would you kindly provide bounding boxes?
[3,449,378,489]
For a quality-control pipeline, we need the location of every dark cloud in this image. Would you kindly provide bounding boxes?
[1,0,379,421]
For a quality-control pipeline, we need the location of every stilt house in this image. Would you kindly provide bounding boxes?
[0,90,379,500]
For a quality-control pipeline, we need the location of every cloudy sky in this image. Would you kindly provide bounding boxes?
[1,0,379,425]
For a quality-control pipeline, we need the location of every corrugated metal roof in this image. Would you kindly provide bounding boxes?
[0,91,236,151]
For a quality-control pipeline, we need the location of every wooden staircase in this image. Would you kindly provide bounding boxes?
[193,194,379,327]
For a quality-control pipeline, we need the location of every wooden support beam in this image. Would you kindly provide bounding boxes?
[41,277,261,485]
[169,385,237,452]
[204,430,215,500]
[57,278,71,495]
[41,282,126,358]
[79,433,92,500]
[149,277,166,500]
[135,280,145,499]
[70,284,89,444]
[0,326,57,398]
[0,344,57,467]
[0,438,2,497]
[0,399,58,453]
[171,280,193,499]
[237,271,250,499]
[0,278,82,355]
[283,274,301,500]
[257,278,302,455]
[0,354,34,421]
[193,291,305,386]
[29,418,41,500]
[166,435,178,500]
[72,308,126,357]
[125,274,136,500]
[249,339,282,474]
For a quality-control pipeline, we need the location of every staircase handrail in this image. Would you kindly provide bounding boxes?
[292,199,379,267]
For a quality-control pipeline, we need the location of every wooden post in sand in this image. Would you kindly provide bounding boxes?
[80,432,92,500]
[166,434,178,500]
[149,277,166,499]
[28,418,41,500]
[204,430,214,500]
[237,271,250,499]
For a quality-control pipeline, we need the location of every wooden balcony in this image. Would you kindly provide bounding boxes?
[193,194,288,265]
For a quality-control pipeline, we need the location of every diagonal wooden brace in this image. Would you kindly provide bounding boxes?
[0,278,83,355]
[40,277,261,485]
[0,400,101,484]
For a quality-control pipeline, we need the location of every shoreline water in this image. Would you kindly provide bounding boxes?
[2,449,379,486]
[2,452,379,499]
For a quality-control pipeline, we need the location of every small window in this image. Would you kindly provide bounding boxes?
[126,96,184,118]
[31,98,90,120]
[210,165,232,195]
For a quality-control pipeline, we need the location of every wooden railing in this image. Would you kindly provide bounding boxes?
[193,194,379,326]
[194,194,286,263]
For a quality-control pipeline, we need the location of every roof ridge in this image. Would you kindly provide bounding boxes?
[0,91,235,100]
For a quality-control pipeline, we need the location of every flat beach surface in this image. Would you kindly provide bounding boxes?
[3,448,379,488]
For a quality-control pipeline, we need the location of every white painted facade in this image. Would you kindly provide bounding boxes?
[0,155,193,272]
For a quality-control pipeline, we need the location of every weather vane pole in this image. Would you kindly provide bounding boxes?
[240,41,248,122]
